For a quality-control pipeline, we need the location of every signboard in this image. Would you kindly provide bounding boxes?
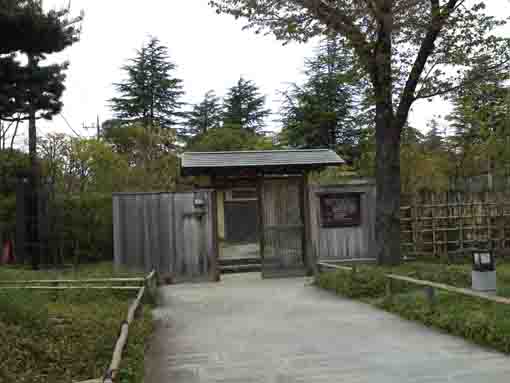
[319,193,361,228]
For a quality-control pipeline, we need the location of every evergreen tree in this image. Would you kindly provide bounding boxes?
[110,37,184,129]
[0,0,81,269]
[448,68,510,145]
[223,77,270,133]
[0,1,80,122]
[280,36,363,160]
[423,118,444,151]
[183,90,222,139]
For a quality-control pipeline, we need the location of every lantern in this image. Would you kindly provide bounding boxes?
[472,250,495,272]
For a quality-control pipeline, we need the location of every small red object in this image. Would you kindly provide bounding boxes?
[1,240,14,265]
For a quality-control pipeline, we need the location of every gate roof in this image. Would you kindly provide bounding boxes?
[181,149,344,176]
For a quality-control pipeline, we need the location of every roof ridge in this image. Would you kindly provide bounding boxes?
[183,149,332,155]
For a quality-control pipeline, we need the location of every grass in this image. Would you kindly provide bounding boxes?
[316,259,510,354]
[0,263,153,383]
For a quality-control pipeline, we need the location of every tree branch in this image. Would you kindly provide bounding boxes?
[415,57,510,100]
[301,0,377,77]
[395,0,459,127]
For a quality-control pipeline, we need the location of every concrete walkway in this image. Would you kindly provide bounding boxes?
[145,273,510,383]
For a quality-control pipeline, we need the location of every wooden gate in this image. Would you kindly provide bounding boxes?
[260,177,306,278]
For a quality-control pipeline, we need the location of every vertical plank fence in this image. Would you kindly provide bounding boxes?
[113,191,218,282]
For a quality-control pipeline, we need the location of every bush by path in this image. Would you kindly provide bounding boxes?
[316,261,510,354]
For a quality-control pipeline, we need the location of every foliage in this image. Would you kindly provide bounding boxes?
[0,149,28,194]
[102,123,179,190]
[279,35,364,161]
[381,293,510,354]
[209,0,510,265]
[223,77,271,133]
[445,71,510,188]
[317,261,510,354]
[0,263,152,383]
[110,36,185,129]
[187,125,274,152]
[182,90,223,139]
[0,1,81,122]
[317,267,388,299]
[0,149,28,237]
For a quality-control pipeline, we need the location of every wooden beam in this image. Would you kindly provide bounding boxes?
[317,262,354,272]
[386,274,510,305]
[0,286,142,290]
[0,277,145,285]
[257,175,265,270]
[103,286,146,383]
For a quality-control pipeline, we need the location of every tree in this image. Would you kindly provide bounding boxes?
[423,118,444,152]
[445,68,510,187]
[0,0,81,269]
[223,77,271,133]
[210,0,510,265]
[183,90,223,139]
[110,37,185,130]
[280,35,363,160]
[188,127,273,152]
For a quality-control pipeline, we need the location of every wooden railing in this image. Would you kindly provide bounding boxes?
[386,274,510,305]
[60,270,157,383]
[0,276,146,290]
[317,262,510,307]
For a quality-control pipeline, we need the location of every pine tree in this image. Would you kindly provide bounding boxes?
[0,0,81,269]
[110,37,184,129]
[280,36,363,160]
[448,69,510,145]
[223,77,270,133]
[0,1,80,122]
[183,90,222,139]
[423,118,444,151]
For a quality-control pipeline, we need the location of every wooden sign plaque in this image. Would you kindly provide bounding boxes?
[319,193,362,228]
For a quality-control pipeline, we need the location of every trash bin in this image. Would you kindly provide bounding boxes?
[471,247,496,294]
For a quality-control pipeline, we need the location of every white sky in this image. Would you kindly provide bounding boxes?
[31,0,510,142]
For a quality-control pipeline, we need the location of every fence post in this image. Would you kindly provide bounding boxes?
[385,277,393,302]
[425,286,436,311]
[144,270,158,303]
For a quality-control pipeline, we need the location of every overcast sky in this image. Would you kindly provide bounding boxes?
[34,0,510,142]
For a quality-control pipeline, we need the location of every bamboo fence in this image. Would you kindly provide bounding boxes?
[401,191,510,258]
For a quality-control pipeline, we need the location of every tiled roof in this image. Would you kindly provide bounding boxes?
[181,150,344,170]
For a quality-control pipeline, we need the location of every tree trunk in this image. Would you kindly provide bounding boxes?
[374,2,401,265]
[28,55,40,270]
[375,113,402,265]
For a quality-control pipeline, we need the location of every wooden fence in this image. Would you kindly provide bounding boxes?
[309,181,376,261]
[113,191,218,282]
[75,270,157,383]
[317,262,510,306]
[401,191,510,257]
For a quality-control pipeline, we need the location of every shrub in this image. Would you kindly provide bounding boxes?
[317,262,510,355]
[316,267,388,299]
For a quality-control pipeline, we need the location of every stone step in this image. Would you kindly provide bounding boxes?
[220,263,262,274]
[219,257,261,267]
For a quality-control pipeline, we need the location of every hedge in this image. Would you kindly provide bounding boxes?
[316,262,510,354]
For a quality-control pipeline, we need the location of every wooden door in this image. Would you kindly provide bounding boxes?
[260,177,306,278]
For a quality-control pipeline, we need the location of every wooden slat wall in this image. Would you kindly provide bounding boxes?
[309,182,376,261]
[112,191,217,282]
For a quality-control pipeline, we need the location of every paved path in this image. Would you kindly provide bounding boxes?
[145,273,510,382]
